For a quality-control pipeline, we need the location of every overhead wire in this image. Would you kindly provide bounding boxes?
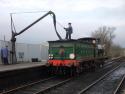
[10,11,49,14]
[10,10,49,35]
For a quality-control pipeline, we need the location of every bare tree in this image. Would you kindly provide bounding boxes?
[110,44,123,57]
[91,26,116,56]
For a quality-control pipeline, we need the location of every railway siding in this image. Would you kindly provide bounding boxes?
[42,57,125,94]
[80,63,125,94]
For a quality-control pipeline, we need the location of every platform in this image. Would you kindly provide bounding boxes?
[0,61,47,73]
[0,61,48,91]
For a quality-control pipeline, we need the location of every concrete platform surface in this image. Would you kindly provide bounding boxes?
[0,62,47,73]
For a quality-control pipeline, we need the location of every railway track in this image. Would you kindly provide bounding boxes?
[42,57,125,94]
[113,75,125,94]
[1,57,123,94]
[1,76,72,94]
[0,76,55,94]
[104,56,122,66]
[78,62,125,94]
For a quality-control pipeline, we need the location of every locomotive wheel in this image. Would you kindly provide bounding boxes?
[72,66,77,76]
[64,67,72,76]
[48,66,53,75]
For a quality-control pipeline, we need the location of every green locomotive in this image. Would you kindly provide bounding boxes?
[48,37,106,75]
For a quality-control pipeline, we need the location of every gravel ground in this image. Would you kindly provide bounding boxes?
[44,60,124,94]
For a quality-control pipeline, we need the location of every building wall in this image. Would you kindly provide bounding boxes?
[0,40,49,64]
[41,45,49,61]
[26,44,43,62]
[16,43,29,62]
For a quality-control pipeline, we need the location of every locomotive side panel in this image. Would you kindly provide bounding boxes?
[75,42,95,60]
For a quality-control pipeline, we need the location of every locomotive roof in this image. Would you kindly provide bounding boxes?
[48,39,77,43]
[48,37,97,44]
[78,37,96,40]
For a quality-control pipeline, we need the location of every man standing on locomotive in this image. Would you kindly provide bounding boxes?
[64,23,73,40]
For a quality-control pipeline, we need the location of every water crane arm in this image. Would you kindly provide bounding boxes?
[14,11,62,40]
[10,11,62,64]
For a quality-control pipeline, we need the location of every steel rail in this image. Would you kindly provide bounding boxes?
[104,56,122,66]
[34,78,72,94]
[1,76,72,94]
[113,75,125,94]
[1,57,123,94]
[1,76,55,94]
[78,63,123,94]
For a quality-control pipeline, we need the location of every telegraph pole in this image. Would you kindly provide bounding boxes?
[10,14,17,64]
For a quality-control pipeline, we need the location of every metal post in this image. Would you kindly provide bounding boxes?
[11,33,17,64]
[10,14,17,64]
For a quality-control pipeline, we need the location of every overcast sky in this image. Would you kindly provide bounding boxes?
[0,0,125,47]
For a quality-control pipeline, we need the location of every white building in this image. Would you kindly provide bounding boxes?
[0,40,49,64]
